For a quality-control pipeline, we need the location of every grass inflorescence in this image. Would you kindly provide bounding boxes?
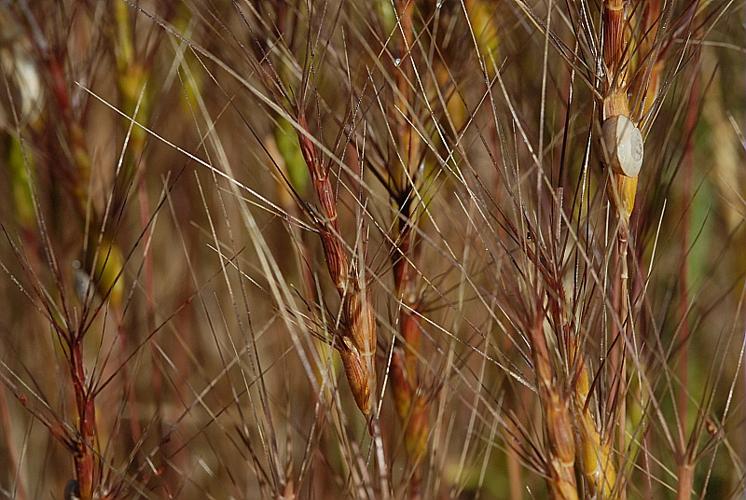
[0,0,745,498]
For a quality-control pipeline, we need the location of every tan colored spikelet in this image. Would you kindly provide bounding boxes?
[546,393,579,500]
[344,290,376,371]
[295,112,378,417]
[319,230,349,294]
[339,337,372,416]
[578,413,616,497]
[341,290,377,415]
[528,319,579,500]
[572,339,617,497]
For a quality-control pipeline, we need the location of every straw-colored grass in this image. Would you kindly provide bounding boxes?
[0,1,743,499]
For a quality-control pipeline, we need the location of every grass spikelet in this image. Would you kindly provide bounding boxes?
[528,315,578,500]
[295,111,376,416]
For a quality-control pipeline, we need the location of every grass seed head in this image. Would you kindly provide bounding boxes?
[341,290,377,415]
[339,336,372,416]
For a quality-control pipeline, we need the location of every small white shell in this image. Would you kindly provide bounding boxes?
[602,114,644,177]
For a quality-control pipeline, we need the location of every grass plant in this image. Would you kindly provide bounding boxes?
[1,0,745,498]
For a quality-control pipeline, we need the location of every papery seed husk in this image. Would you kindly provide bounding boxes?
[343,291,376,365]
[339,337,372,415]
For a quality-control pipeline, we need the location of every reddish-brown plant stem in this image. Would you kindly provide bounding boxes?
[394,0,415,168]
[70,338,98,500]
[676,462,694,500]
[603,0,625,82]
[505,418,523,500]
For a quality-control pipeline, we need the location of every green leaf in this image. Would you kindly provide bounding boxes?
[274,118,310,195]
[7,135,35,230]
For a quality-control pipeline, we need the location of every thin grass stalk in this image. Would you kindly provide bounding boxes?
[674,54,701,500]
[0,386,27,500]
[505,416,523,500]
[611,228,629,491]
[676,462,694,500]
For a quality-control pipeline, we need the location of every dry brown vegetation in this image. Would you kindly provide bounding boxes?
[1,0,746,498]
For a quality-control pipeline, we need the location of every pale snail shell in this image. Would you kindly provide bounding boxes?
[602,114,644,177]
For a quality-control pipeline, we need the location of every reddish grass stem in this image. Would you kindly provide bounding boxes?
[70,338,98,500]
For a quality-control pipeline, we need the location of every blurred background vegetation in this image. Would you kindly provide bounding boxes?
[0,0,745,498]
